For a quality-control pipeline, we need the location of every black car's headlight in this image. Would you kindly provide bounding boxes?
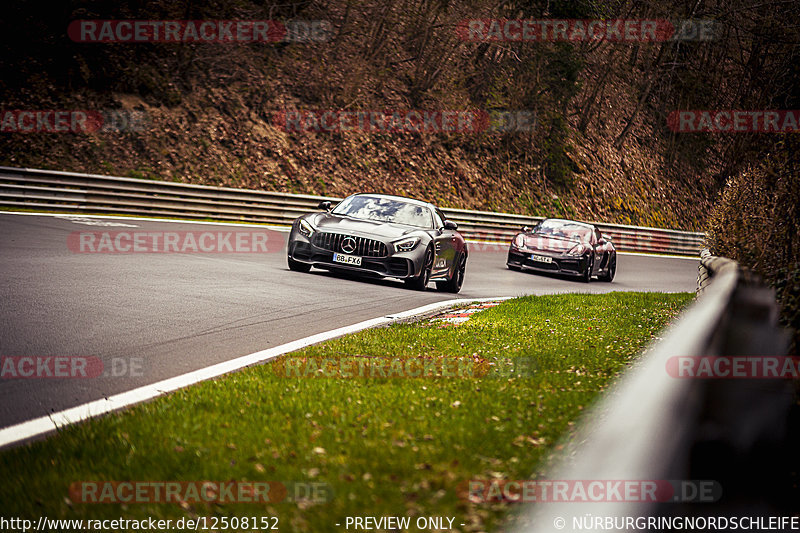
[512,234,526,249]
[298,219,315,237]
[394,237,420,252]
[567,243,588,256]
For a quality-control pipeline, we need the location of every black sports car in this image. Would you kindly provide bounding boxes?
[506,218,616,282]
[287,193,468,292]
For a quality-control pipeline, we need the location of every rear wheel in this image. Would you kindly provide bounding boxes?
[599,255,616,282]
[288,255,311,273]
[437,253,467,293]
[405,246,433,291]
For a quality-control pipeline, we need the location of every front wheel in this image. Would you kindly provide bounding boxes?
[405,246,433,291]
[288,255,311,273]
[581,255,594,283]
[599,255,616,282]
[437,253,467,293]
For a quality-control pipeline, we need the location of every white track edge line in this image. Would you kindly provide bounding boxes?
[0,297,510,449]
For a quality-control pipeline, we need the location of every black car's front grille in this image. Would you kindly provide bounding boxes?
[312,232,388,257]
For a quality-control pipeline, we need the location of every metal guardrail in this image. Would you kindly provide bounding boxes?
[515,250,793,532]
[697,248,739,293]
[0,166,705,255]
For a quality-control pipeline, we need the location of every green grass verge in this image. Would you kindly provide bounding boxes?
[0,292,693,532]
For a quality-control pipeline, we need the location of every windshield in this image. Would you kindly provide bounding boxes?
[534,220,593,243]
[332,195,434,228]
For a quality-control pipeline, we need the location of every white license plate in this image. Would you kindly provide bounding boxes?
[531,254,553,263]
[333,253,362,266]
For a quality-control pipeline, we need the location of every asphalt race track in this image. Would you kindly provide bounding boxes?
[0,212,698,431]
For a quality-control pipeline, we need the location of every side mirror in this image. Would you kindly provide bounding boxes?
[522,226,531,233]
[318,201,331,211]
[597,238,607,245]
[603,234,612,241]
[444,220,458,230]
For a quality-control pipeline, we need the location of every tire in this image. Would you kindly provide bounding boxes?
[288,255,311,273]
[405,246,433,291]
[599,255,616,282]
[581,255,594,283]
[437,253,467,293]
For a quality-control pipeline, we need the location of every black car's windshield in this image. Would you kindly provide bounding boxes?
[332,195,434,229]
[534,220,592,244]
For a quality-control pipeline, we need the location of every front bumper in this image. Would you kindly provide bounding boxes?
[506,248,588,276]
[288,237,416,279]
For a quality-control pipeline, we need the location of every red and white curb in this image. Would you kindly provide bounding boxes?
[0,297,511,449]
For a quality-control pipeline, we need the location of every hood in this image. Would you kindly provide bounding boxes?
[309,213,424,239]
[524,232,582,253]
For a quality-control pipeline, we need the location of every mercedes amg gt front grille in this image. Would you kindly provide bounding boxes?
[312,232,388,257]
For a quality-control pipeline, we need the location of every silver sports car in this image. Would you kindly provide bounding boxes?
[287,193,468,292]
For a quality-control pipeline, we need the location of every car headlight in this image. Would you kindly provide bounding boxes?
[298,219,315,237]
[513,234,526,248]
[394,237,420,252]
[567,243,588,256]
